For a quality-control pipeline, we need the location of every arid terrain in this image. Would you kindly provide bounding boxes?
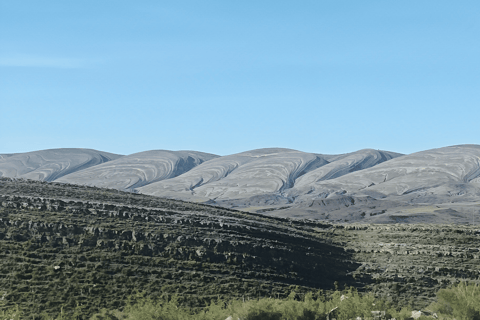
[0,178,479,318]
[2,145,480,224]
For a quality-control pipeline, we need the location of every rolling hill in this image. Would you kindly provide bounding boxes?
[0,148,122,181]
[1,177,479,317]
[57,150,218,191]
[2,145,480,224]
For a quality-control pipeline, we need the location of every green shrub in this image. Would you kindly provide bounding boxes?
[0,304,23,320]
[8,283,480,319]
[109,289,392,320]
[429,282,480,320]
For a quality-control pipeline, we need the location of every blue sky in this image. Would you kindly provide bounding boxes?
[1,1,479,156]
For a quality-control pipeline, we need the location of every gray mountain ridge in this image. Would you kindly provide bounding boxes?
[1,145,479,224]
[138,148,332,201]
[56,150,218,190]
[0,148,122,182]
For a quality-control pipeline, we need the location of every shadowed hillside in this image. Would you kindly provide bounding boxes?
[0,178,358,318]
[1,178,479,318]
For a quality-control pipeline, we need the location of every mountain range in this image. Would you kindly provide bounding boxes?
[2,145,480,224]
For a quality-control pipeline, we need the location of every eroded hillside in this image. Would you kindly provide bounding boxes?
[0,178,479,318]
[3,145,480,223]
[0,178,355,318]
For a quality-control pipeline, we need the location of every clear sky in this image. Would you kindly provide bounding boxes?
[1,1,479,156]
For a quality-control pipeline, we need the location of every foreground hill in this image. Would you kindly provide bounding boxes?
[1,178,479,318]
[0,148,122,181]
[0,177,355,317]
[57,150,218,191]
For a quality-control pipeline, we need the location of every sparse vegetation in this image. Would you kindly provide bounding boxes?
[1,284,479,319]
[0,178,479,319]
[88,289,397,320]
[428,282,480,320]
[0,178,355,318]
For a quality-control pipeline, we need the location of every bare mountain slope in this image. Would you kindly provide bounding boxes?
[3,145,479,223]
[138,148,402,206]
[0,148,122,181]
[57,150,218,190]
[137,148,330,201]
[291,144,480,200]
[279,145,480,222]
[293,149,401,188]
[0,154,14,160]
